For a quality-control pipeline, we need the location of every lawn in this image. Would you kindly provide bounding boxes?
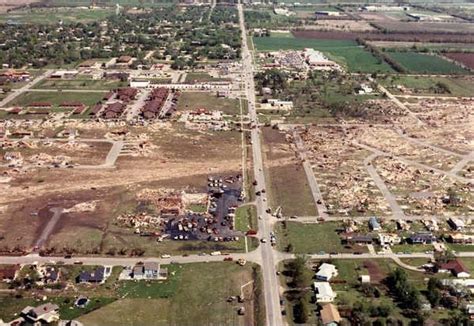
[185,72,230,83]
[380,75,474,97]
[235,204,258,232]
[177,92,240,115]
[33,79,128,90]
[384,51,471,74]
[253,36,394,73]
[391,243,434,254]
[6,91,106,107]
[79,262,263,326]
[447,243,474,252]
[275,222,368,254]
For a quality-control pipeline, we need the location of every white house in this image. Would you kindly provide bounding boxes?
[314,282,336,303]
[378,233,401,246]
[316,263,338,282]
[448,218,465,231]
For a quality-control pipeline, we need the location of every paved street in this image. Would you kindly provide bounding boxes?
[125,89,150,121]
[0,69,53,107]
[238,3,284,325]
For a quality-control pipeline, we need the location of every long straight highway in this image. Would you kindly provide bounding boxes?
[237,3,284,325]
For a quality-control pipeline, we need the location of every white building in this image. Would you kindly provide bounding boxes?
[361,5,410,12]
[130,80,151,88]
[316,263,338,282]
[449,218,465,231]
[50,70,79,79]
[315,10,341,16]
[274,8,292,16]
[314,282,337,303]
[302,48,341,71]
[378,233,401,246]
[266,99,293,110]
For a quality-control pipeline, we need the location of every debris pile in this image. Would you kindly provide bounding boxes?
[300,126,389,215]
[136,189,184,216]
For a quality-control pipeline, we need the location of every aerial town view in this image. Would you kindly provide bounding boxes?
[0,0,473,324]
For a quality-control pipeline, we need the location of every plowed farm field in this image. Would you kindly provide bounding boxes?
[443,52,474,69]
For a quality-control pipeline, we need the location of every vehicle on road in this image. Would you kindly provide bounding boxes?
[260,238,267,243]
[161,254,171,258]
[210,251,221,256]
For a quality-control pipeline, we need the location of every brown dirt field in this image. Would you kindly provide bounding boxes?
[363,260,385,283]
[292,30,358,40]
[262,128,317,217]
[443,52,474,69]
[358,13,398,22]
[0,141,112,166]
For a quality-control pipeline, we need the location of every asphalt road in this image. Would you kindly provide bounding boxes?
[0,70,53,108]
[238,3,284,325]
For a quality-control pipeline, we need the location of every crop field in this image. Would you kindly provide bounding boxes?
[443,52,474,70]
[384,51,471,74]
[379,75,474,97]
[374,21,474,34]
[293,30,474,43]
[368,41,474,51]
[253,36,394,73]
[0,7,115,24]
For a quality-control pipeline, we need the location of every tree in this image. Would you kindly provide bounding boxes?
[288,255,311,288]
[293,298,309,324]
[386,268,421,310]
[426,277,442,307]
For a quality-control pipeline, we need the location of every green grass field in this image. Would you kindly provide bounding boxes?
[0,8,115,24]
[50,0,175,6]
[385,51,470,74]
[6,91,106,107]
[185,72,230,83]
[33,79,128,90]
[253,36,394,73]
[380,75,474,97]
[235,204,258,232]
[78,262,262,326]
[176,92,240,115]
[275,222,369,254]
